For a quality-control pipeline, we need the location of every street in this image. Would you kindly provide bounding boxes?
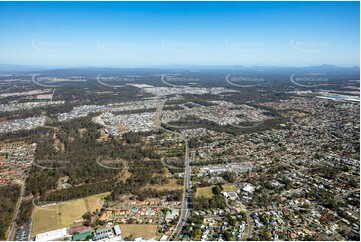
[154,100,192,241]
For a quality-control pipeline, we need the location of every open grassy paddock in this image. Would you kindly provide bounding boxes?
[119,224,160,240]
[31,192,109,236]
[196,184,237,198]
[196,186,214,198]
[222,184,237,192]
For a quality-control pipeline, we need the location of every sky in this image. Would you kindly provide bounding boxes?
[0,1,359,67]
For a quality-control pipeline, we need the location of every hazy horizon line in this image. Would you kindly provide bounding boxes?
[0,63,360,69]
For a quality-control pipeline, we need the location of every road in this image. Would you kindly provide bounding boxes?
[169,139,191,240]
[7,182,26,240]
[335,188,360,202]
[153,100,192,241]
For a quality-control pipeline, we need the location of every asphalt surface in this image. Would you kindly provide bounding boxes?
[171,139,192,240]
[8,182,25,240]
[154,100,192,241]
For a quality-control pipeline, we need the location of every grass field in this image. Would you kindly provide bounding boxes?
[31,192,109,236]
[196,187,213,198]
[222,184,237,192]
[144,178,183,191]
[119,224,159,239]
[196,184,237,198]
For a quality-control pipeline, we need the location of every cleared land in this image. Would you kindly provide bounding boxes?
[196,187,213,198]
[31,192,109,236]
[144,178,182,191]
[196,184,237,198]
[222,184,237,192]
[119,224,159,239]
[143,168,182,191]
[118,166,131,182]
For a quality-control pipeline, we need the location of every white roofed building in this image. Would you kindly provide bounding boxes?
[35,228,67,241]
[242,183,255,193]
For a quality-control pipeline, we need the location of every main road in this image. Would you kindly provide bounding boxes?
[169,138,192,240]
[7,182,26,240]
[153,99,192,240]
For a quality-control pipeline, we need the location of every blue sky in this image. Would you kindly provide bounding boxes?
[0,1,359,67]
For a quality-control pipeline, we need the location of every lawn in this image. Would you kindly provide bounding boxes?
[196,187,213,198]
[31,192,109,236]
[119,224,159,239]
[196,184,237,198]
[222,184,237,192]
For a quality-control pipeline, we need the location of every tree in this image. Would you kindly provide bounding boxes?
[125,234,134,241]
[224,172,237,183]
[212,185,222,196]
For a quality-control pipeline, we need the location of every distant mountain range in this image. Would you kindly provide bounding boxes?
[0,63,359,73]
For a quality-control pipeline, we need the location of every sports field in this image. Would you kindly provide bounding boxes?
[119,224,160,239]
[31,192,109,236]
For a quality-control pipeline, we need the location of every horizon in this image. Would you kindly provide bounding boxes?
[0,63,360,71]
[0,1,359,67]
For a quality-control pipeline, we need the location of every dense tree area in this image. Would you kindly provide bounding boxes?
[54,85,153,106]
[25,170,60,196]
[26,117,163,197]
[0,129,38,143]
[193,195,226,210]
[167,114,286,136]
[0,184,21,240]
[21,116,175,204]
[16,199,33,227]
[110,160,182,201]
[44,180,115,202]
[122,131,153,144]
[112,108,157,116]
[136,189,182,202]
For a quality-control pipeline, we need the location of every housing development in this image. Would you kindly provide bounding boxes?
[0,65,359,242]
